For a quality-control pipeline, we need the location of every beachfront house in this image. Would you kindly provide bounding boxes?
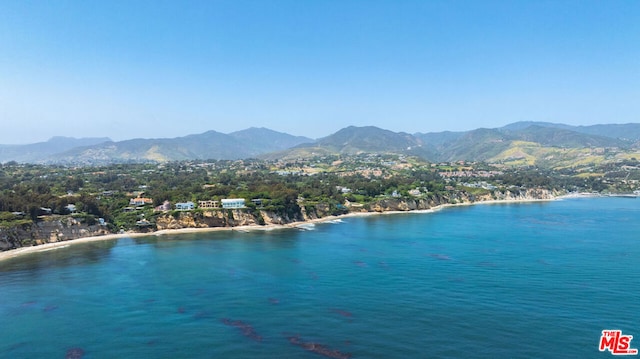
[175,201,195,210]
[221,198,245,209]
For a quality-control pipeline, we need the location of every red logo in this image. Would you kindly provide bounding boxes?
[600,330,638,355]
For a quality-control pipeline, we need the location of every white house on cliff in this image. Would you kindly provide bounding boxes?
[221,198,245,209]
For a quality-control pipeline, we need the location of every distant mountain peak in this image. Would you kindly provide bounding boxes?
[2,122,639,165]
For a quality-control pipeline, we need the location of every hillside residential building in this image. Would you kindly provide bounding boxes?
[175,202,195,210]
[130,197,153,206]
[38,207,52,216]
[155,200,171,212]
[198,200,219,209]
[136,219,152,227]
[221,198,245,209]
[251,198,263,206]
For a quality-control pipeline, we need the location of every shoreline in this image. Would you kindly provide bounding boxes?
[0,193,601,262]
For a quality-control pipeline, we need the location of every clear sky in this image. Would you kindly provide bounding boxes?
[0,0,638,144]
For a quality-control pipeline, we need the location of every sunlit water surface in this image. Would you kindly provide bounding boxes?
[1,197,638,358]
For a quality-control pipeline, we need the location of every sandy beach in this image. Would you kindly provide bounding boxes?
[0,193,597,262]
[0,214,364,262]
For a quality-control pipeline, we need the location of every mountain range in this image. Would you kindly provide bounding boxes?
[1,122,638,166]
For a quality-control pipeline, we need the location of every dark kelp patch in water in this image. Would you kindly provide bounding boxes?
[287,335,352,359]
[221,318,263,342]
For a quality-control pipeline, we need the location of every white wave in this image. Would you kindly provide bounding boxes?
[296,223,316,231]
[39,245,69,252]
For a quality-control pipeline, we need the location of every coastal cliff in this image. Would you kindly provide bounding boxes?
[0,216,110,251]
[354,188,558,212]
[154,208,307,230]
[0,188,560,252]
[156,209,264,230]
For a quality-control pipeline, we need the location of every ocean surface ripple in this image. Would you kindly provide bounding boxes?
[0,197,638,358]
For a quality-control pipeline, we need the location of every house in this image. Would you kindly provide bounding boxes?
[251,199,263,207]
[175,202,195,210]
[408,188,421,196]
[130,197,153,206]
[38,207,52,216]
[136,219,152,227]
[198,200,219,208]
[155,200,171,212]
[221,198,245,209]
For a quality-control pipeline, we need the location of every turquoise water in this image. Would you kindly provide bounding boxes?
[1,197,639,358]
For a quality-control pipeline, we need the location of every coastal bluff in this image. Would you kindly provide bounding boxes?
[0,216,109,251]
[0,188,558,252]
[355,188,557,212]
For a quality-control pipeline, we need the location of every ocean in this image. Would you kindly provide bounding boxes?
[0,197,638,358]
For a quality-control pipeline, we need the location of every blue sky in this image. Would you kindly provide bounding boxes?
[0,0,638,144]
